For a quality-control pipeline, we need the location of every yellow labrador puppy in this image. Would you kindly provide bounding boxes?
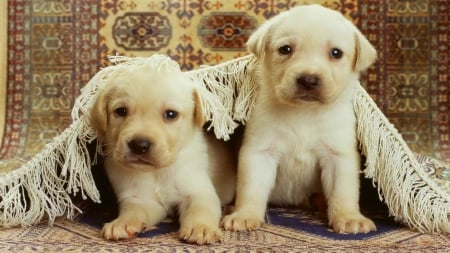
[91,63,235,244]
[222,5,377,234]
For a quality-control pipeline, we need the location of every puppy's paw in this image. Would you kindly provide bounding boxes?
[102,217,145,241]
[221,212,264,231]
[330,213,376,234]
[179,223,222,245]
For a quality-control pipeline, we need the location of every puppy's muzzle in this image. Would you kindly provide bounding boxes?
[296,74,321,90]
[128,138,152,155]
[293,74,322,102]
[125,137,168,168]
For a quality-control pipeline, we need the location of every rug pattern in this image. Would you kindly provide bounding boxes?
[2,0,99,161]
[1,0,450,251]
[1,205,449,252]
[359,0,450,161]
[2,0,449,165]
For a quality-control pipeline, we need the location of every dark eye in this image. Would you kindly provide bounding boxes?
[114,107,127,117]
[163,110,178,121]
[330,48,343,59]
[278,45,292,55]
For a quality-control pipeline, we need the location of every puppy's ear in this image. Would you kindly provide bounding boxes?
[90,89,108,137]
[193,90,206,127]
[353,30,377,72]
[247,20,273,58]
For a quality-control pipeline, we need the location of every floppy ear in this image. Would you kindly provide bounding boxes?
[193,90,206,127]
[90,88,108,137]
[247,19,273,58]
[353,30,377,72]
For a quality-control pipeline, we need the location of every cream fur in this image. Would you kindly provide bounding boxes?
[90,65,236,244]
[222,4,377,234]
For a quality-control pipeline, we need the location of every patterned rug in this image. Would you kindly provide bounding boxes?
[1,172,449,252]
[1,205,449,252]
[1,0,449,252]
[2,0,449,163]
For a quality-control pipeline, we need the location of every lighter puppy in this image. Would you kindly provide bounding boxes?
[222,5,377,234]
[91,63,235,244]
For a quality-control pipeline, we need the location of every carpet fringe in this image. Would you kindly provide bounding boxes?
[187,54,258,139]
[1,54,448,234]
[355,85,450,233]
[0,119,100,227]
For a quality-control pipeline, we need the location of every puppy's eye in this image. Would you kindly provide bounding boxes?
[278,45,292,55]
[114,107,127,117]
[163,110,178,121]
[330,48,343,59]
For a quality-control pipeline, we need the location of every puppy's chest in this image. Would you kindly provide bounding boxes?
[274,107,354,159]
[278,128,320,175]
[267,126,324,204]
[278,121,324,155]
[125,171,182,211]
[153,175,182,209]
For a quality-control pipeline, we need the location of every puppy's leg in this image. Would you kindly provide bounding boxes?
[221,149,277,231]
[321,153,376,234]
[178,181,222,245]
[102,200,167,240]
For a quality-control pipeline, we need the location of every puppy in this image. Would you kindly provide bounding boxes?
[90,63,236,244]
[221,4,377,234]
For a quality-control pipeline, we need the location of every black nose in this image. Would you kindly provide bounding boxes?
[128,138,152,154]
[297,75,320,90]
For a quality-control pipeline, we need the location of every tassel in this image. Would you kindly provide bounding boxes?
[355,84,450,233]
[1,54,448,235]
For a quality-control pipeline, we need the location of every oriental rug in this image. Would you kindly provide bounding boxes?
[1,0,449,252]
[2,0,450,163]
[1,174,449,252]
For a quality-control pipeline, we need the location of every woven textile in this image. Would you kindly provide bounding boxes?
[1,204,449,252]
[2,0,450,164]
[1,0,449,252]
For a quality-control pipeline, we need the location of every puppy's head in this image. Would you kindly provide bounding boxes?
[247,4,377,106]
[90,65,205,170]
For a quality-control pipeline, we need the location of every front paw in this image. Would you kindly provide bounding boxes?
[330,212,376,234]
[179,224,222,245]
[221,211,264,231]
[102,217,146,241]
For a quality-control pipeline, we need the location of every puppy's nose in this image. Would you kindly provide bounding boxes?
[297,75,320,90]
[128,138,152,154]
